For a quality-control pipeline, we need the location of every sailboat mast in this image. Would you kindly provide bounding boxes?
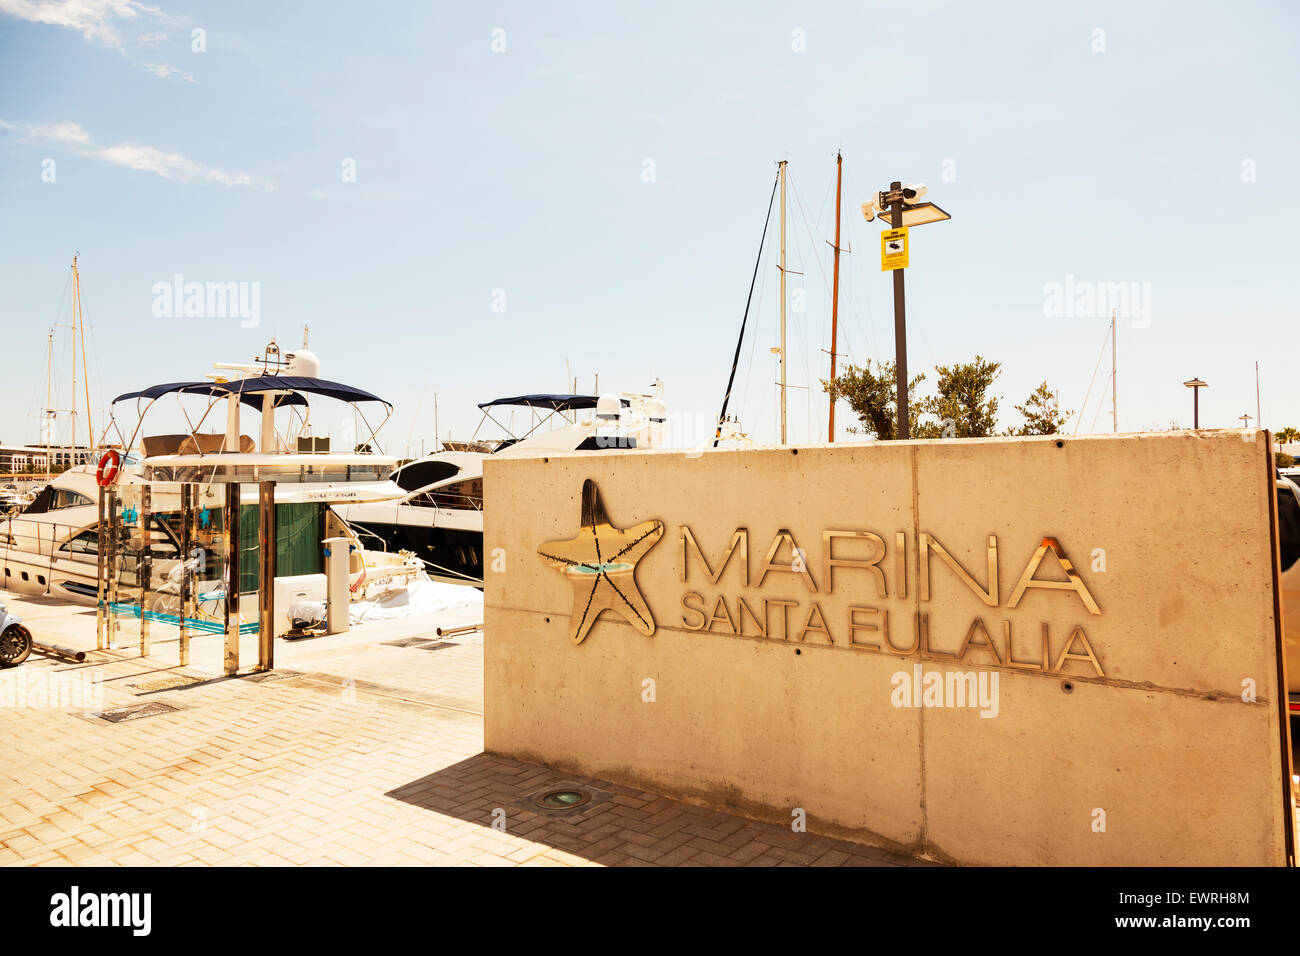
[75,256,93,448]
[778,159,788,445]
[1256,361,1261,427]
[45,331,53,477]
[1111,308,1117,433]
[828,151,843,443]
[69,256,79,453]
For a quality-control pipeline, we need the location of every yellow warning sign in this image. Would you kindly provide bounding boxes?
[881,227,909,271]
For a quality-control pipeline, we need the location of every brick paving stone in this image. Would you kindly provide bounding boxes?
[0,594,935,870]
[615,828,660,848]
[686,835,736,857]
[622,842,665,863]
[811,849,852,867]
[762,844,821,865]
[656,844,701,866]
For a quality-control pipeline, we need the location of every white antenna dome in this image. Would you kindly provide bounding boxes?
[595,393,622,422]
[284,349,321,378]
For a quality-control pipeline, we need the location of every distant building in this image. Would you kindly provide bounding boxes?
[0,444,97,474]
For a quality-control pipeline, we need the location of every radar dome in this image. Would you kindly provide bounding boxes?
[284,349,321,378]
[595,393,622,422]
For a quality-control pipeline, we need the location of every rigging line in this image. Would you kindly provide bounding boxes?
[50,330,73,429]
[786,170,834,297]
[789,170,837,444]
[51,268,71,328]
[915,320,939,369]
[836,236,861,368]
[32,274,75,424]
[739,232,775,437]
[843,167,886,363]
[1073,322,1112,435]
[1088,373,1111,434]
[81,298,110,446]
[714,167,779,447]
[842,228,875,364]
[786,174,818,441]
[738,235,772,424]
[405,381,428,456]
[28,273,75,428]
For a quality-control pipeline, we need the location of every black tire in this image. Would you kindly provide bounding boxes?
[0,624,32,668]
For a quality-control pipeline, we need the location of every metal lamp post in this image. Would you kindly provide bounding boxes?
[1183,378,1207,429]
[862,182,950,439]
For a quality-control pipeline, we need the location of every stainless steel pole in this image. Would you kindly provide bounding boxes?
[179,483,192,667]
[257,481,275,671]
[224,483,240,676]
[139,484,151,658]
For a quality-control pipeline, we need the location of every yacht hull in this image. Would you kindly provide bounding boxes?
[345,517,483,588]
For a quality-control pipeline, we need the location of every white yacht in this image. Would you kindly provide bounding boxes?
[0,340,419,634]
[337,384,667,586]
[1,466,121,603]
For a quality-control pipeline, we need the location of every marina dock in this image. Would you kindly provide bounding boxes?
[0,593,920,867]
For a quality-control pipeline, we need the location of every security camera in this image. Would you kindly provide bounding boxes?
[862,192,888,221]
[902,183,928,202]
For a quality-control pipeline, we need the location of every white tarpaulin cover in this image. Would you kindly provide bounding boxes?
[349,579,483,624]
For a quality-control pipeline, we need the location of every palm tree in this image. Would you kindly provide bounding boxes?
[1277,426,1300,445]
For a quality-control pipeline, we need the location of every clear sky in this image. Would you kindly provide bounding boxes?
[1,0,1297,455]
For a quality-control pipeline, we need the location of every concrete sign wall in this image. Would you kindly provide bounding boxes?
[483,431,1294,865]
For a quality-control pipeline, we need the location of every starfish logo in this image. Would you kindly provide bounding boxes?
[537,479,664,645]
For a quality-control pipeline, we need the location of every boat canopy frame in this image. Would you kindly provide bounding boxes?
[471,393,629,445]
[104,376,393,461]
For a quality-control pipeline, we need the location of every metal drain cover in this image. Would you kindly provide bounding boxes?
[517,782,614,817]
[383,638,457,651]
[535,788,591,810]
[98,701,178,723]
[241,670,305,683]
[129,674,206,693]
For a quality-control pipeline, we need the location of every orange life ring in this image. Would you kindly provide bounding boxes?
[95,450,121,487]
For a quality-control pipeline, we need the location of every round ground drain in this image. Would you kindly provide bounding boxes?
[533,788,592,810]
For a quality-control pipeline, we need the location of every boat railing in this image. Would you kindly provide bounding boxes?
[349,523,392,554]
[0,515,176,561]
[145,460,392,485]
[408,490,483,513]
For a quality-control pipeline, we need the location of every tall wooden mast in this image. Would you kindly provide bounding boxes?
[45,331,53,477]
[69,257,79,450]
[778,160,788,445]
[828,151,843,442]
[70,254,94,449]
[1110,308,1117,433]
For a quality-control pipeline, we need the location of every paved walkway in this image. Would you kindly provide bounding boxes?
[0,590,931,867]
